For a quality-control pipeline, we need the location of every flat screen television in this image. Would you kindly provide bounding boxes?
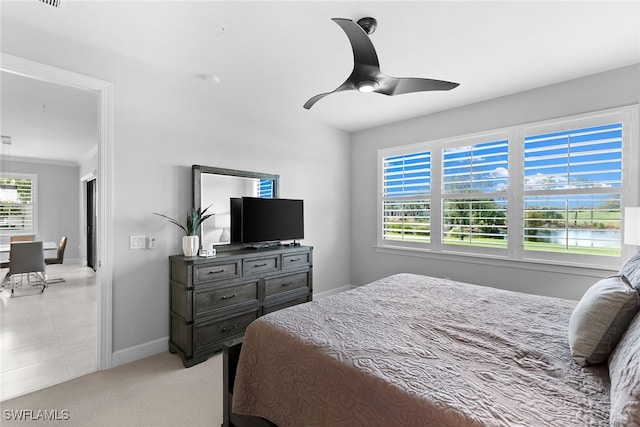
[231,197,304,246]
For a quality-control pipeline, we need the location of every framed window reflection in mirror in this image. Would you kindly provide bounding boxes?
[192,165,279,249]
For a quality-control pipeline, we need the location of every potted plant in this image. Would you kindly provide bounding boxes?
[154,205,214,256]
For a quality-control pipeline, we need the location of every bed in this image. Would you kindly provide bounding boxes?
[229,253,640,426]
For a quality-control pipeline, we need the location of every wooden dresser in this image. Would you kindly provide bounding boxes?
[169,245,313,367]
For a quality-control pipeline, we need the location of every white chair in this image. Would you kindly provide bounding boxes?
[1,241,47,296]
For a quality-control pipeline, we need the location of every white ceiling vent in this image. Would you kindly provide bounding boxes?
[38,0,61,8]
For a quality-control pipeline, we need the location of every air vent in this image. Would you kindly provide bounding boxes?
[38,0,61,8]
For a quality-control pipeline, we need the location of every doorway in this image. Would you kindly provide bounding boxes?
[0,53,114,372]
[86,178,97,271]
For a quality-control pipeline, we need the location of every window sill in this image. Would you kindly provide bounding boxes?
[374,245,619,278]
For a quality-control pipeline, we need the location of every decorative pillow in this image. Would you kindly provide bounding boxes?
[568,275,640,366]
[609,311,640,426]
[620,250,640,291]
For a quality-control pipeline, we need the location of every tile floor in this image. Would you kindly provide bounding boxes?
[0,263,97,401]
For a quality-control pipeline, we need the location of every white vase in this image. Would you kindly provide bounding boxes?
[182,235,199,257]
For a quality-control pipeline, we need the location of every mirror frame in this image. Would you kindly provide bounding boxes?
[192,165,280,249]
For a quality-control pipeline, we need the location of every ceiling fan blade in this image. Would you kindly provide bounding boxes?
[304,19,380,109]
[377,76,460,96]
[303,82,353,110]
[303,92,331,110]
[331,18,379,70]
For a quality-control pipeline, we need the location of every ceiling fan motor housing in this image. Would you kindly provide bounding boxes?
[356,17,377,35]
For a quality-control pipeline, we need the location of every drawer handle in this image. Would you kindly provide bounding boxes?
[208,269,226,274]
[220,293,237,300]
[221,323,237,333]
[253,263,268,267]
[288,258,301,262]
[281,282,292,287]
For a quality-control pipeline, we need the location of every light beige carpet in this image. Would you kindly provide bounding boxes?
[0,351,223,426]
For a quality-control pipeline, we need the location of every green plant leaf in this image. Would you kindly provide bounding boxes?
[153,212,188,234]
[154,205,214,236]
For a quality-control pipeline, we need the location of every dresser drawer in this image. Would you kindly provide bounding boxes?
[243,256,279,276]
[194,281,259,319]
[195,261,241,284]
[264,271,309,298]
[194,310,258,352]
[282,252,310,269]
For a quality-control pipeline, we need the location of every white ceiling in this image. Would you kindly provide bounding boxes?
[1,0,639,163]
[1,71,98,164]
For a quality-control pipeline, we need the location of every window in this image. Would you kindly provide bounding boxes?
[258,179,274,198]
[382,150,431,243]
[523,123,622,257]
[377,106,638,268]
[442,139,509,250]
[0,173,37,235]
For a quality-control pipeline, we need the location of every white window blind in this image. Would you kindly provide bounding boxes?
[443,140,509,194]
[524,124,622,191]
[382,151,431,243]
[0,175,36,234]
[442,140,509,249]
[523,123,623,256]
[258,179,274,198]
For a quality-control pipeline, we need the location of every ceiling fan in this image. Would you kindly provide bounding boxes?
[303,17,460,110]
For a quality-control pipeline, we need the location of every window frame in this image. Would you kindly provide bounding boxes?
[377,105,639,269]
[0,172,39,237]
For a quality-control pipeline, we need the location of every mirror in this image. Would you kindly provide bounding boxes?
[192,165,279,249]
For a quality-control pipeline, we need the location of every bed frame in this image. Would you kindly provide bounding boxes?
[223,338,276,427]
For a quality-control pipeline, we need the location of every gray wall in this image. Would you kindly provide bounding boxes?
[1,159,80,261]
[350,64,640,301]
[1,20,352,359]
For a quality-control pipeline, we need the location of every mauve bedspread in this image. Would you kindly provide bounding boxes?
[232,273,610,426]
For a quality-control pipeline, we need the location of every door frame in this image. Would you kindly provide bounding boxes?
[1,52,114,370]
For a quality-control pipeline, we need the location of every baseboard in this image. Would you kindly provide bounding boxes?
[111,336,168,367]
[314,285,354,299]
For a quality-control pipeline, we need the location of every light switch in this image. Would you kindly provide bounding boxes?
[130,235,146,249]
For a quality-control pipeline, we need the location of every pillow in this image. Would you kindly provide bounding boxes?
[620,250,640,291]
[568,275,640,366]
[609,311,640,426]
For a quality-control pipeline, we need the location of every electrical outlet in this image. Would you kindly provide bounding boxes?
[129,235,146,249]
[147,236,157,249]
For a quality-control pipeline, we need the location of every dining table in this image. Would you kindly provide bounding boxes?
[0,242,58,266]
[0,241,58,254]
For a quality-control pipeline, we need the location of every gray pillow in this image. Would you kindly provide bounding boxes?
[609,311,640,426]
[568,275,639,366]
[620,250,640,291]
